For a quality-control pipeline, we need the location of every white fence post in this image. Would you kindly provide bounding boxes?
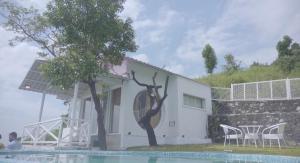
[286,78,291,99]
[243,83,246,100]
[270,81,273,99]
[57,118,64,147]
[230,84,233,100]
[256,82,259,100]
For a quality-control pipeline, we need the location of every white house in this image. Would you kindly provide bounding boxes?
[19,57,212,149]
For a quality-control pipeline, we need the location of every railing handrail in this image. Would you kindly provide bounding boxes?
[24,118,86,128]
[290,78,300,81]
[24,118,62,127]
[231,77,300,86]
[212,77,300,101]
[22,117,89,147]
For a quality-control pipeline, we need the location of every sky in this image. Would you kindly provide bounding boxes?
[0,0,300,144]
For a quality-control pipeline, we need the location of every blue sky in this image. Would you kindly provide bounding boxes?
[122,0,300,77]
[0,0,300,144]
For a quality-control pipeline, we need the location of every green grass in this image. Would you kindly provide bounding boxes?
[127,144,300,157]
[197,65,300,87]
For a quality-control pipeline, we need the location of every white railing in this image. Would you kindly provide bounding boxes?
[212,78,300,101]
[21,117,89,147]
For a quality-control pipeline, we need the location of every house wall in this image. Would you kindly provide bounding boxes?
[176,77,212,144]
[70,82,123,149]
[119,61,178,149]
[76,82,107,136]
[68,60,212,149]
[119,61,212,148]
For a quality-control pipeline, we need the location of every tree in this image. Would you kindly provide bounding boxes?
[276,35,293,57]
[131,71,169,146]
[274,35,300,73]
[0,0,61,57]
[202,44,217,74]
[0,0,137,150]
[223,54,241,73]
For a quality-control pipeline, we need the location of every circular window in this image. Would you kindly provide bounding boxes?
[133,90,161,129]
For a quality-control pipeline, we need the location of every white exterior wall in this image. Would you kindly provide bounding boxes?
[176,77,212,144]
[119,62,179,149]
[70,82,124,149]
[68,60,212,149]
[79,84,98,136]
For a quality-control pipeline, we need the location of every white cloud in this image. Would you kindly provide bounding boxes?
[133,19,153,29]
[131,53,149,63]
[165,63,184,75]
[17,0,49,11]
[176,0,300,65]
[134,7,178,29]
[176,27,206,62]
[135,7,182,45]
[120,0,144,21]
[238,48,277,65]
[219,0,300,40]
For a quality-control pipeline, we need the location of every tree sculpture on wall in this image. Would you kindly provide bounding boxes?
[131,70,169,146]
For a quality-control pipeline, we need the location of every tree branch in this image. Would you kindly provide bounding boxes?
[163,76,169,99]
[131,70,162,89]
[146,75,170,117]
[16,22,57,57]
[131,70,149,87]
[152,72,157,86]
[152,72,161,102]
[0,9,57,57]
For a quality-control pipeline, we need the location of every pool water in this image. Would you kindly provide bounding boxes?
[0,151,299,163]
[0,154,261,163]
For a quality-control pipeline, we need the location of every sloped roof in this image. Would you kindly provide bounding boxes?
[19,59,129,100]
[19,60,74,100]
[19,57,208,100]
[125,57,209,87]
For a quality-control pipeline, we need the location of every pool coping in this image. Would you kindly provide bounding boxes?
[0,150,300,162]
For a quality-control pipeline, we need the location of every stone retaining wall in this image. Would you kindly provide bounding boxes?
[208,99,300,145]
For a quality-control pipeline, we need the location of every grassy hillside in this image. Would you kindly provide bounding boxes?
[197,65,300,87]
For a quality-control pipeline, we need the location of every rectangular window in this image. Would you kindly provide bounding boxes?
[183,94,205,109]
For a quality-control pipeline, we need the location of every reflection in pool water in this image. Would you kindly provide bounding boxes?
[0,151,299,163]
[0,154,284,163]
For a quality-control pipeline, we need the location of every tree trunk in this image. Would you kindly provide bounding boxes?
[140,115,157,146]
[88,80,107,150]
[144,122,157,146]
[97,113,107,150]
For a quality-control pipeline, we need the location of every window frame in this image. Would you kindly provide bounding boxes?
[183,93,206,110]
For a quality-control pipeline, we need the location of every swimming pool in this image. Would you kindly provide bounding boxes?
[0,150,299,163]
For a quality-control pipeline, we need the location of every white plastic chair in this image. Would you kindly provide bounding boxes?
[220,124,243,147]
[262,122,287,148]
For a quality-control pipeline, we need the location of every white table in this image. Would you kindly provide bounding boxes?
[239,125,263,148]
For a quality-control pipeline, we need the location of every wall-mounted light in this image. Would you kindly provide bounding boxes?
[25,84,31,89]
